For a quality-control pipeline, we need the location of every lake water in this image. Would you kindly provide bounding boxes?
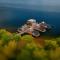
[0,7,60,36]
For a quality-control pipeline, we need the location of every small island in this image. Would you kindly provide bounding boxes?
[17,19,51,37]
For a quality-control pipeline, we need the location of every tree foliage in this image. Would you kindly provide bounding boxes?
[0,29,60,60]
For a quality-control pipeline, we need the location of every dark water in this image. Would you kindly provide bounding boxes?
[0,7,60,36]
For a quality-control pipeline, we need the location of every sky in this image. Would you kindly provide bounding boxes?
[0,0,60,6]
[0,0,60,12]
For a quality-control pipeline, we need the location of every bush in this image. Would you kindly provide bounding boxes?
[0,29,60,60]
[21,35,33,43]
[44,40,58,50]
[2,40,17,57]
[56,37,60,46]
[47,47,60,60]
[0,29,12,43]
[12,33,21,41]
[33,48,48,60]
[17,49,32,60]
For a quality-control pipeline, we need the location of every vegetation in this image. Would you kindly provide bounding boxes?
[0,29,60,60]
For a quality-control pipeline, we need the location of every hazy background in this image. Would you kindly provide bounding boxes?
[0,0,60,12]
